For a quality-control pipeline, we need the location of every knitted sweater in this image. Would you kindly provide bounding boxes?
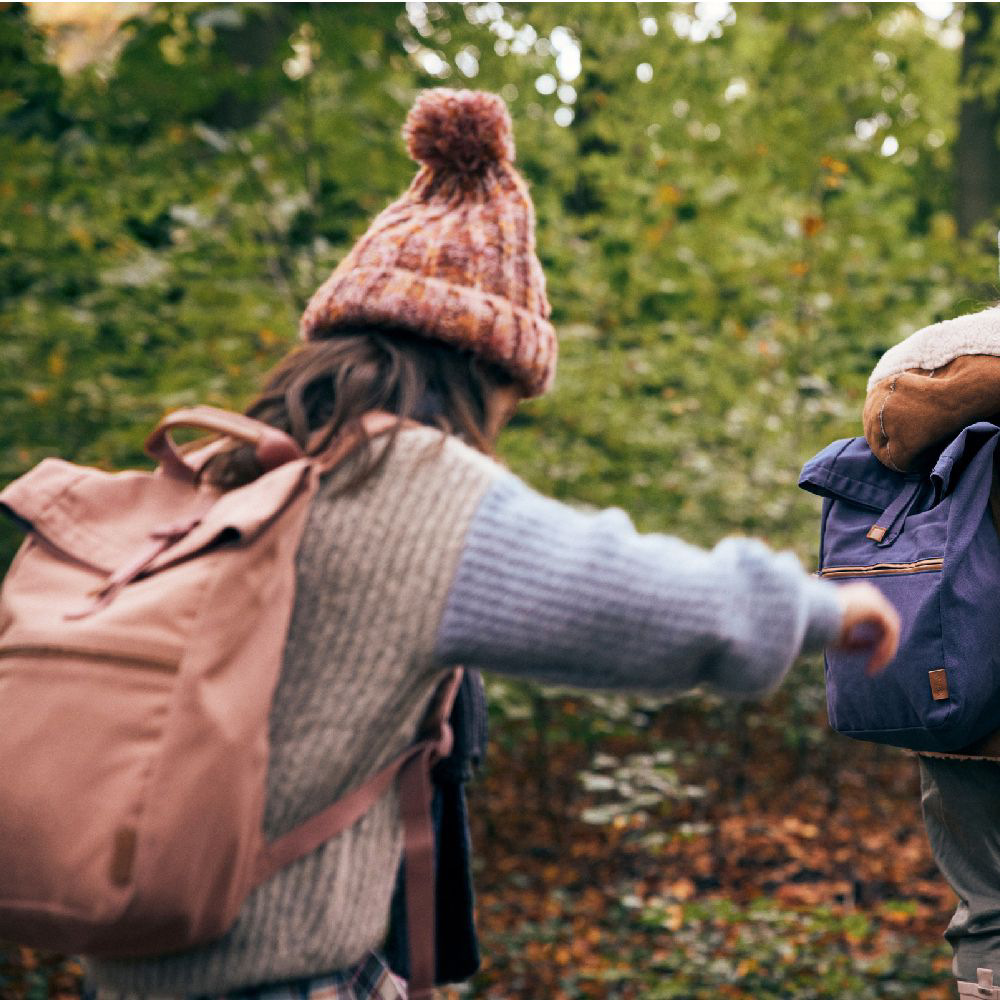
[86,426,842,995]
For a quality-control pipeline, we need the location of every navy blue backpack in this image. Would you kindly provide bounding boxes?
[799,422,1000,752]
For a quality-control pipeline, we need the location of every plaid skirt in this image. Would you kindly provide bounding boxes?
[89,952,407,1000]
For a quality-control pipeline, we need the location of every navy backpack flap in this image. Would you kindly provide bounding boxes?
[799,423,1000,752]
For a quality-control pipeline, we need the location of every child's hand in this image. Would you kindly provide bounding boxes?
[830,582,901,675]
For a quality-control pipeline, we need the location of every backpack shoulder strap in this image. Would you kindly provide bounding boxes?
[252,667,464,999]
[252,668,461,879]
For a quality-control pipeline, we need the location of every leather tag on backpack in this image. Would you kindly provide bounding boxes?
[929,669,950,702]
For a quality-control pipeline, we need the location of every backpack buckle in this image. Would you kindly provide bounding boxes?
[958,969,1000,998]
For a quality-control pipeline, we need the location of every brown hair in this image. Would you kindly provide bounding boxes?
[202,326,515,492]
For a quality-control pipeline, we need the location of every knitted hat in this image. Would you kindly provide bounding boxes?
[299,88,557,397]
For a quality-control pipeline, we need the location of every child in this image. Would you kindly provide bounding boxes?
[85,88,898,1000]
[864,306,1000,998]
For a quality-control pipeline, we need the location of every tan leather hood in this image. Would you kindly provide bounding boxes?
[863,354,1000,473]
[863,305,1000,471]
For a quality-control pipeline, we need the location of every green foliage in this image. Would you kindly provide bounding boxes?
[2,2,989,560]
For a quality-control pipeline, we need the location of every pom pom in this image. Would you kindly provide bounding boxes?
[404,89,514,177]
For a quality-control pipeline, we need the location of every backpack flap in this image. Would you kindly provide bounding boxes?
[0,459,199,573]
[798,437,898,513]
[0,455,313,589]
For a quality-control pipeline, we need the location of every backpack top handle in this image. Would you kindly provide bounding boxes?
[146,406,304,482]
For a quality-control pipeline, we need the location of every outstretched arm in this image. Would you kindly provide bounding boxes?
[434,474,850,697]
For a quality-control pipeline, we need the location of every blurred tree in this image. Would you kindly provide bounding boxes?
[956,2,1000,237]
[0,3,65,139]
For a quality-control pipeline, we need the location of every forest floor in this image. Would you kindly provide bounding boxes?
[464,696,958,999]
[0,698,960,1000]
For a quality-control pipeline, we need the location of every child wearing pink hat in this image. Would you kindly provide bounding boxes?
[85,89,898,1000]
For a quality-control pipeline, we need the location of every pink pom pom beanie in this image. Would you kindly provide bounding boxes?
[299,88,557,397]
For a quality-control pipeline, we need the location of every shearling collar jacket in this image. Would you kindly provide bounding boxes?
[863,306,1000,759]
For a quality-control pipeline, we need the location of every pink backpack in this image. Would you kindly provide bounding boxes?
[0,406,455,1000]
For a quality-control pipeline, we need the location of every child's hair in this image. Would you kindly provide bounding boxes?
[202,324,515,491]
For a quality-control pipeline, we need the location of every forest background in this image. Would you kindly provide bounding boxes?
[4,1,1000,997]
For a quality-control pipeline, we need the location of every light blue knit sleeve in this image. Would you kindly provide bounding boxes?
[435,473,842,697]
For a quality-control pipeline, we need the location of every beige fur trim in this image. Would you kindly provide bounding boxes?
[868,306,1000,391]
